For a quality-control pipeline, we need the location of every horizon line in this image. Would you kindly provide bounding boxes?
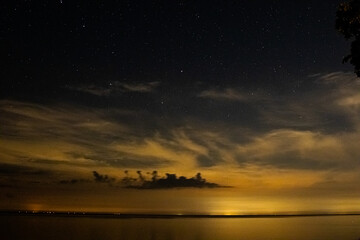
[2,210,360,219]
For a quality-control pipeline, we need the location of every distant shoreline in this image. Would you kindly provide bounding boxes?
[1,211,360,219]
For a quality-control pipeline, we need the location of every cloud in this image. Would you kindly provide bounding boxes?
[117,81,160,93]
[338,95,360,108]
[67,85,111,96]
[2,71,360,193]
[59,171,115,185]
[92,171,115,183]
[59,179,89,184]
[121,171,225,189]
[58,170,225,189]
[112,137,199,170]
[257,72,360,133]
[235,129,350,170]
[68,81,160,96]
[198,88,253,101]
[316,72,360,129]
[0,162,54,188]
[2,97,357,175]
[0,100,145,170]
[314,71,358,84]
[58,171,114,185]
[0,163,50,176]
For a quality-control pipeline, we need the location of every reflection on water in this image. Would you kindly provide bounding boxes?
[1,215,360,240]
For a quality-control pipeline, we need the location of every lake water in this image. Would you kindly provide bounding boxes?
[1,215,360,240]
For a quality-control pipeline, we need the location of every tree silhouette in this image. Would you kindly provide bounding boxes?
[336,0,360,76]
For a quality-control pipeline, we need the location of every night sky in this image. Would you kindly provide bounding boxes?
[1,0,360,214]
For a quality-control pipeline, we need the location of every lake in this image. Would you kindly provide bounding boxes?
[1,215,360,240]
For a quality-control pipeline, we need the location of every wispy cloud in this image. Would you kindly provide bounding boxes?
[2,71,360,194]
[338,95,360,108]
[67,81,160,96]
[259,72,360,132]
[314,71,358,84]
[198,88,253,101]
[235,129,350,169]
[67,85,111,96]
[117,81,160,93]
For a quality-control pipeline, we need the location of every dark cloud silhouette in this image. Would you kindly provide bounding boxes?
[59,179,89,184]
[92,171,115,183]
[58,170,226,189]
[136,170,145,182]
[121,170,137,185]
[122,171,227,189]
[59,171,115,186]
[0,163,50,176]
[58,171,114,185]
[151,170,158,182]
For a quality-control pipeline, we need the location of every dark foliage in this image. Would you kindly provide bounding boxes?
[336,0,360,76]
